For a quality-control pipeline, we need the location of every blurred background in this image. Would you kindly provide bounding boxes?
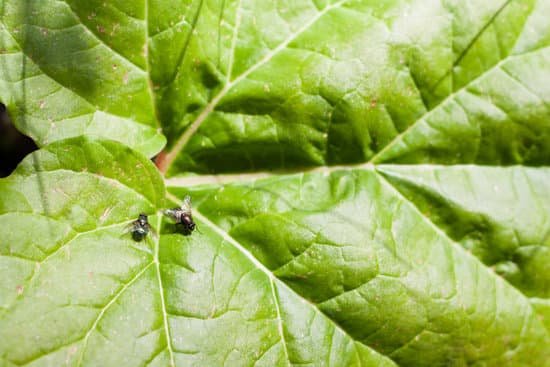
[0,103,37,177]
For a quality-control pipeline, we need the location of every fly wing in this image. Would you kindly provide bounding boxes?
[121,220,136,236]
[163,208,179,220]
[181,195,192,214]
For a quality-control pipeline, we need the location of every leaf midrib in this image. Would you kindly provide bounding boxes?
[0,218,137,320]
[1,2,160,129]
[164,168,550,362]
[158,1,547,174]
[75,262,156,367]
[158,0,351,174]
[153,213,176,367]
[58,0,146,72]
[166,191,397,366]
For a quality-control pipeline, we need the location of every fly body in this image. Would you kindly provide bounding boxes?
[165,195,196,235]
[127,213,151,242]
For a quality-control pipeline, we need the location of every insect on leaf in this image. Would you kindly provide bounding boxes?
[1,0,550,366]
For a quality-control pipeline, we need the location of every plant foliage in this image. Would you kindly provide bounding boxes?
[1,0,549,366]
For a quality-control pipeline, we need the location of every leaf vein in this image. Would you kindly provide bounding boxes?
[153,214,176,367]
[75,262,155,367]
[55,0,146,72]
[166,192,393,362]
[374,169,550,342]
[370,46,550,164]
[270,278,291,366]
[1,24,151,126]
[160,0,351,173]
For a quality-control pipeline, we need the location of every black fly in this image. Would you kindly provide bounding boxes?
[126,213,152,242]
[164,195,196,235]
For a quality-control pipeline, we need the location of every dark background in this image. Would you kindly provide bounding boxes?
[0,103,37,177]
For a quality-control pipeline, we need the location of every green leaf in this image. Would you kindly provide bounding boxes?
[2,0,550,366]
[0,138,395,366]
[377,165,550,299]
[167,166,550,366]
[0,0,166,157]
[151,0,550,174]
